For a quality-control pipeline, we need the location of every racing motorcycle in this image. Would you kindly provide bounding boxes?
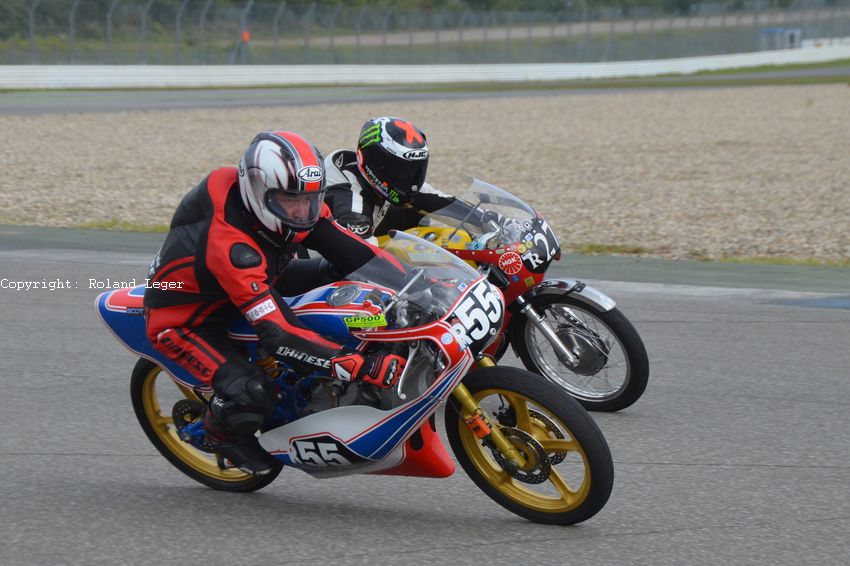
[390,179,649,412]
[97,231,613,525]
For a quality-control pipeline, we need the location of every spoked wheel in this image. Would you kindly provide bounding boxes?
[513,295,649,412]
[130,358,282,492]
[446,366,613,525]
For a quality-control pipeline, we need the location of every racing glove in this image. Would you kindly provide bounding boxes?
[331,348,406,389]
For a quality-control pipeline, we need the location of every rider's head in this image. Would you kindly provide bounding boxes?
[238,131,326,241]
[355,116,429,206]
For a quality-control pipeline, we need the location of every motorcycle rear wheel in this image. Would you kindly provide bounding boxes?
[130,358,282,492]
[513,294,649,412]
[445,366,613,525]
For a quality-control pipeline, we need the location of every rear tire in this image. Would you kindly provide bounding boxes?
[131,358,282,492]
[445,366,613,525]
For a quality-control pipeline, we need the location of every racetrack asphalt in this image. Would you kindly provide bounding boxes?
[1,226,849,565]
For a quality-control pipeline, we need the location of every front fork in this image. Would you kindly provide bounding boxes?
[452,356,528,467]
[515,295,578,366]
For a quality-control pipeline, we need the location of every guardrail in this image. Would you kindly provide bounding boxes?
[2,45,848,89]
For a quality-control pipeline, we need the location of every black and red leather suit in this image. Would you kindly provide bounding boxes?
[144,166,403,439]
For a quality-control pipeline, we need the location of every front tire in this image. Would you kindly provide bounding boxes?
[445,366,613,525]
[130,358,282,492]
[513,294,649,412]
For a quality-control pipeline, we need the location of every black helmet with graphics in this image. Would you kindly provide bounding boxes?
[238,131,326,241]
[355,116,428,206]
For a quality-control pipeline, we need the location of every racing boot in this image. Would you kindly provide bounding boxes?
[204,395,276,476]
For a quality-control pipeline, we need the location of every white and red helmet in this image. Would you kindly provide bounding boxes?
[238,131,326,240]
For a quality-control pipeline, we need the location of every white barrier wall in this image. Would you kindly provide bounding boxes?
[2,46,849,89]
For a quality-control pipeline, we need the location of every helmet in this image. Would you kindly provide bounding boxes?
[238,131,326,240]
[355,116,428,206]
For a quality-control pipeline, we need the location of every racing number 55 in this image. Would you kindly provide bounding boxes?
[292,440,351,466]
[455,282,502,341]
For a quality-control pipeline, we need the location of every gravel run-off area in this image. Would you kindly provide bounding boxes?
[1,84,848,262]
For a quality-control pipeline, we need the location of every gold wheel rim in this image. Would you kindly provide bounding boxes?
[459,388,592,513]
[141,365,252,482]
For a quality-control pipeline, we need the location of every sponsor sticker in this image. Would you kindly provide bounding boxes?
[346,223,371,236]
[498,251,523,275]
[245,298,277,321]
[297,165,324,183]
[343,314,388,328]
[441,332,454,345]
[402,149,429,160]
[524,276,536,288]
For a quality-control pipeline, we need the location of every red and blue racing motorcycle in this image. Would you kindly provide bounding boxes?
[97,231,613,525]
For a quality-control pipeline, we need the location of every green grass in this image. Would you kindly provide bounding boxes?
[75,219,169,233]
[692,57,850,76]
[570,242,849,268]
[715,255,850,268]
[574,243,652,255]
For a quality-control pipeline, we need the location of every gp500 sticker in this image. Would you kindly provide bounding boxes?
[343,314,388,328]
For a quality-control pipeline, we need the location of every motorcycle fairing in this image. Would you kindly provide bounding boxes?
[95,286,204,390]
[258,359,470,479]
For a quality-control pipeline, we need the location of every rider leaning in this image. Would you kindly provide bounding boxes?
[323,116,460,243]
[144,131,406,475]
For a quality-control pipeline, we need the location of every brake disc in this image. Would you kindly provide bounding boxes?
[490,427,551,484]
[530,409,567,465]
[493,406,567,466]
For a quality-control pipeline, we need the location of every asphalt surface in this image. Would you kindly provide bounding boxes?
[1,64,848,116]
[1,226,849,565]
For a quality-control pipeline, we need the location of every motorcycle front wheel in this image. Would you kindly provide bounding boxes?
[445,366,613,525]
[513,294,649,412]
[130,358,282,492]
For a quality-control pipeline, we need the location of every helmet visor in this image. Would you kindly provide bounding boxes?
[265,189,325,230]
[363,154,427,205]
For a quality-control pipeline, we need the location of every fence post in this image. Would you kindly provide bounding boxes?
[506,12,513,63]
[813,0,821,41]
[380,6,394,64]
[328,4,341,63]
[829,0,836,45]
[582,2,591,62]
[526,11,534,62]
[483,10,491,63]
[140,0,155,64]
[273,1,286,64]
[175,0,189,64]
[459,10,468,62]
[302,2,315,64]
[408,9,419,64]
[434,9,445,64]
[198,0,213,63]
[107,0,120,63]
[68,0,81,63]
[355,7,366,64]
[604,9,614,61]
[28,0,42,64]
